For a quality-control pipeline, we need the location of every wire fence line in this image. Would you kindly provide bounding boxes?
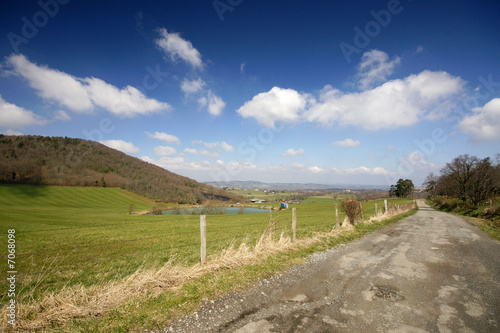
[3,200,415,296]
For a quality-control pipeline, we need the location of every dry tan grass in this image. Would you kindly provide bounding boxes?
[1,205,415,332]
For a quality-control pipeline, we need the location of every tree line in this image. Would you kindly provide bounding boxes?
[424,154,500,206]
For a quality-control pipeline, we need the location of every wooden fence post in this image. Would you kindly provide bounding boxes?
[200,215,206,265]
[292,208,296,242]
[384,199,388,214]
[359,202,364,221]
[334,203,339,230]
[375,203,378,217]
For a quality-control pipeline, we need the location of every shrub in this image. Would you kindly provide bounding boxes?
[340,199,361,224]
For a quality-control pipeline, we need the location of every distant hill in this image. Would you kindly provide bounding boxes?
[205,180,390,191]
[0,135,241,204]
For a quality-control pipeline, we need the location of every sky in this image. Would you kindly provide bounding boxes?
[0,0,499,186]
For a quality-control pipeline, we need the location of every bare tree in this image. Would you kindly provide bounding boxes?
[440,154,479,203]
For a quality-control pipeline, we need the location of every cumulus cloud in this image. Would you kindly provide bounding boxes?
[154,145,177,156]
[305,70,465,130]
[331,138,360,147]
[0,95,46,128]
[282,148,305,157]
[184,148,219,158]
[220,141,234,152]
[358,50,400,90]
[236,87,310,127]
[309,166,327,174]
[141,154,208,171]
[0,129,24,135]
[331,166,389,175]
[53,110,71,121]
[207,90,225,116]
[146,131,181,145]
[155,28,203,69]
[5,54,170,117]
[236,50,464,130]
[191,140,234,153]
[181,78,205,96]
[99,140,140,154]
[458,98,500,141]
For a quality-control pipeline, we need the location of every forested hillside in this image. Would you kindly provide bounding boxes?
[0,135,240,204]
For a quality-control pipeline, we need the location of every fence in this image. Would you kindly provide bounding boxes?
[2,199,416,304]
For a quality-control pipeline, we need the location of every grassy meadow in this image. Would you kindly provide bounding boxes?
[0,185,414,331]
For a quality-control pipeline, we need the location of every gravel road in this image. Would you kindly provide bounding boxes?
[164,200,500,332]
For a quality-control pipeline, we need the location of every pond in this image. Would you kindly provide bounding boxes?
[156,206,273,215]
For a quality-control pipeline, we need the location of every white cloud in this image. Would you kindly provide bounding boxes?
[236,86,310,127]
[282,148,305,157]
[5,54,170,117]
[84,77,170,117]
[146,131,181,145]
[192,140,233,153]
[0,129,24,135]
[154,145,177,156]
[358,50,400,90]
[458,98,500,141]
[6,54,93,112]
[309,166,326,174]
[207,90,225,116]
[53,110,71,121]
[331,138,360,147]
[141,154,207,171]
[0,95,47,128]
[181,78,205,96]
[220,141,234,152]
[155,28,203,69]
[306,70,465,130]
[332,166,389,175]
[99,140,140,154]
[184,148,219,158]
[240,63,246,73]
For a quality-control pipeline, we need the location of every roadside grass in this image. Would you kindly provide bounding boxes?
[427,197,500,241]
[0,185,414,331]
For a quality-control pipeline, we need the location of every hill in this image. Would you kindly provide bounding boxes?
[0,135,240,204]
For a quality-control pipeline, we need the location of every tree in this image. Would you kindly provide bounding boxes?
[389,179,414,198]
[424,172,438,196]
[440,154,478,203]
[426,154,498,206]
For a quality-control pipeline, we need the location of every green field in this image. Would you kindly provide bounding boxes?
[0,185,413,331]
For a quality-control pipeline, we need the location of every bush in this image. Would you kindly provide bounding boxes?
[340,199,361,224]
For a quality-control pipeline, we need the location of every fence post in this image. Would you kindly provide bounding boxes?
[384,200,388,214]
[334,203,339,230]
[490,199,493,208]
[359,202,364,221]
[200,215,206,265]
[375,203,378,217]
[292,208,296,242]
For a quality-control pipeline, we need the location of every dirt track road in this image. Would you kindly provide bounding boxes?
[165,200,500,333]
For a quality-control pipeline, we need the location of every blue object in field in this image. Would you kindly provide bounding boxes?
[280,202,288,209]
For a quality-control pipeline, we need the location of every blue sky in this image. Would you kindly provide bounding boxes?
[1,0,499,186]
